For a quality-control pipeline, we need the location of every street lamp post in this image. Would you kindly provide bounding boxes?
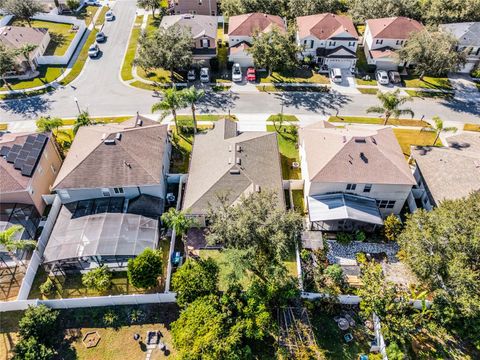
[74,97,81,114]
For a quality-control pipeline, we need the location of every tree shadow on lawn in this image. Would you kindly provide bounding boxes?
[277,90,352,114]
[45,33,69,56]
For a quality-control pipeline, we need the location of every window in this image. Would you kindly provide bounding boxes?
[328,41,336,46]
[113,187,124,194]
[310,40,314,48]
[376,200,396,209]
[201,38,210,48]
[50,164,56,174]
[396,40,403,45]
[375,39,383,45]
[363,184,372,193]
[346,184,356,191]
[348,41,355,47]
[476,48,480,56]
[102,188,110,197]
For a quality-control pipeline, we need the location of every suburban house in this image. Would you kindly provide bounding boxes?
[0,25,50,74]
[227,13,286,67]
[410,133,480,210]
[182,119,284,227]
[299,121,416,231]
[440,22,480,73]
[160,14,217,62]
[363,16,424,70]
[296,13,359,71]
[170,0,218,16]
[1,132,62,214]
[43,117,170,272]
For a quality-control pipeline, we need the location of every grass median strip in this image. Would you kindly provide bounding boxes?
[405,90,454,99]
[0,86,55,100]
[358,88,378,94]
[464,123,480,132]
[267,114,299,122]
[177,114,237,122]
[121,15,143,81]
[328,116,430,127]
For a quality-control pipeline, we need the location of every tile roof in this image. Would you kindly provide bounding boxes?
[299,121,415,185]
[366,17,424,39]
[228,13,285,37]
[369,46,397,59]
[440,22,480,47]
[160,14,217,39]
[297,13,358,40]
[183,119,284,214]
[52,116,168,190]
[411,132,480,204]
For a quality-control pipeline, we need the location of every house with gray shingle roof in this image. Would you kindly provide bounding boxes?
[440,22,480,73]
[182,119,284,226]
[299,121,415,232]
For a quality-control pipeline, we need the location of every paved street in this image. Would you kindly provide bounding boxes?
[0,0,479,125]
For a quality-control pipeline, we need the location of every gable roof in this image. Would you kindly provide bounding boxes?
[183,119,284,214]
[440,22,480,47]
[299,121,415,185]
[297,13,358,40]
[52,116,168,190]
[0,26,49,50]
[160,14,217,39]
[228,13,285,37]
[366,17,424,39]
[411,132,480,204]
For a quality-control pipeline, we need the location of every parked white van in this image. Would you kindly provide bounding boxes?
[329,68,342,83]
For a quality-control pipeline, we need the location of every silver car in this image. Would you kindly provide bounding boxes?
[375,70,389,85]
[388,70,401,84]
[200,67,210,83]
[88,44,100,58]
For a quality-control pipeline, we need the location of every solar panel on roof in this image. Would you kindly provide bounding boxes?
[6,150,19,163]
[3,133,49,178]
[21,164,34,177]
[14,158,25,169]
[0,146,10,157]
[25,135,36,144]
[24,156,37,166]
[22,142,33,151]
[17,150,29,160]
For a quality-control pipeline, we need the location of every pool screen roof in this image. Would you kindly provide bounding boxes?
[43,205,159,263]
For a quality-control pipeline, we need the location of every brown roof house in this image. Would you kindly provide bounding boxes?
[296,13,358,71]
[410,132,480,210]
[362,17,424,70]
[182,119,284,227]
[170,0,218,16]
[299,121,415,231]
[0,26,51,75]
[43,116,170,272]
[160,14,217,62]
[227,13,286,67]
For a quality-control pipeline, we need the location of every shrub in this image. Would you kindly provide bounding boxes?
[471,67,480,78]
[129,309,145,324]
[18,305,59,345]
[355,230,366,242]
[384,214,402,241]
[336,232,353,245]
[102,310,119,327]
[355,252,367,265]
[82,265,112,292]
[368,353,382,360]
[127,248,163,289]
[300,249,310,262]
[386,342,405,360]
[66,0,80,10]
[39,278,54,295]
[324,264,344,288]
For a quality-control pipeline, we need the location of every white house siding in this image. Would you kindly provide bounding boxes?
[227,35,253,47]
[363,25,407,69]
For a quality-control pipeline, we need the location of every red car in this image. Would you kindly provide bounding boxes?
[246,67,256,82]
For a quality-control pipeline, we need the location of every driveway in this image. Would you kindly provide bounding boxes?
[330,69,360,94]
[448,73,480,103]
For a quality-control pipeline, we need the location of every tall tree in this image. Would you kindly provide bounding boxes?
[18,43,37,71]
[206,191,303,284]
[181,86,205,134]
[151,87,185,132]
[127,248,163,289]
[137,0,162,18]
[0,43,17,88]
[136,24,193,80]
[288,0,345,17]
[161,208,196,256]
[219,0,246,17]
[248,26,299,76]
[72,111,92,135]
[421,0,480,24]
[430,116,457,145]
[366,90,414,125]
[4,0,44,27]
[348,0,421,24]
[172,257,219,307]
[397,29,467,78]
[0,225,36,268]
[36,116,63,140]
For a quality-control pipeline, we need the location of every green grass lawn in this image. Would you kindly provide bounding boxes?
[169,125,213,173]
[405,90,454,99]
[267,114,299,122]
[121,15,143,81]
[176,114,237,122]
[61,116,132,125]
[0,86,55,100]
[0,65,63,91]
[94,6,109,28]
[358,88,378,94]
[328,116,430,127]
[77,5,99,26]
[267,125,301,180]
[402,75,452,90]
[146,14,161,34]
[393,128,442,157]
[11,19,75,56]
[310,308,372,359]
[137,67,185,83]
[292,190,305,215]
[259,68,329,84]
[464,123,480,132]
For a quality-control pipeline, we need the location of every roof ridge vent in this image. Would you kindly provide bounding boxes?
[104,139,115,145]
[229,168,240,175]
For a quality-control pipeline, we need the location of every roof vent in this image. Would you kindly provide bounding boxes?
[236,144,242,152]
[371,137,377,144]
[101,133,107,140]
[228,157,232,164]
[236,158,241,165]
[136,119,143,127]
[228,144,232,152]
[115,133,122,140]
[342,136,347,143]
[229,169,240,175]
[104,139,115,145]
[124,161,131,168]
[360,152,368,163]
[255,185,261,192]
[355,138,366,143]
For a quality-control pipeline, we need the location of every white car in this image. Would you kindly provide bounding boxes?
[105,10,115,21]
[88,44,100,58]
[329,68,342,83]
[376,70,389,85]
[200,67,210,83]
[84,0,100,5]
[232,63,242,82]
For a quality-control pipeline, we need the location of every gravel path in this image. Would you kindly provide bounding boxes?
[326,240,399,264]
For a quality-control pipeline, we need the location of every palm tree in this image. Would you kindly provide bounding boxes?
[17,43,37,71]
[0,225,36,268]
[36,116,65,155]
[161,208,196,257]
[73,111,92,135]
[181,86,205,134]
[431,116,457,145]
[366,90,414,125]
[151,88,185,132]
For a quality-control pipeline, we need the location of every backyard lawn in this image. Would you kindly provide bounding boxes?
[259,68,329,84]
[266,125,301,180]
[393,129,442,157]
[0,65,63,91]
[169,125,213,173]
[11,19,75,56]
[328,116,430,127]
[292,190,305,215]
[402,75,452,90]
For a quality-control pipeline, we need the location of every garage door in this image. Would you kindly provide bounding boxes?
[325,58,355,69]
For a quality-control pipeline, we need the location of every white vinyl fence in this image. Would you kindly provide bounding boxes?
[373,312,389,360]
